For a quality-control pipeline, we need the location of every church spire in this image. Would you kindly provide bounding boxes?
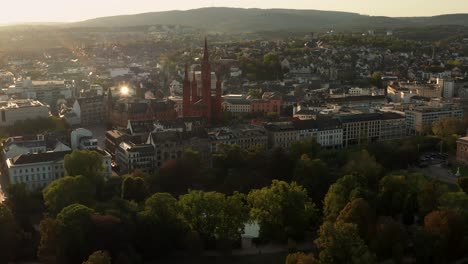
[184,64,189,80]
[203,37,209,61]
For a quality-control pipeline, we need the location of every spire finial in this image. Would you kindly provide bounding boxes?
[184,64,189,79]
[203,37,209,60]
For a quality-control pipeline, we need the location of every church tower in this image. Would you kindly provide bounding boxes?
[191,71,198,104]
[201,37,212,123]
[182,64,191,117]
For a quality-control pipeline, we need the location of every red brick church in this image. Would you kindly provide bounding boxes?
[182,38,222,124]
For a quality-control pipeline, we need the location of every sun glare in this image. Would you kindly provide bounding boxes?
[121,86,129,96]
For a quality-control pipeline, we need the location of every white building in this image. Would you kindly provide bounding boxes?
[7,79,72,105]
[3,135,47,159]
[6,149,112,190]
[110,68,131,78]
[438,78,455,98]
[222,94,251,114]
[0,99,50,127]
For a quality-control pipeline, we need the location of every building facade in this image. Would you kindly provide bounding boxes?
[456,137,468,166]
[182,39,223,124]
[116,142,155,174]
[0,99,50,127]
[405,106,464,134]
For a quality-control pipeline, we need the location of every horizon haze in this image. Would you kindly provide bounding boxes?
[1,0,468,24]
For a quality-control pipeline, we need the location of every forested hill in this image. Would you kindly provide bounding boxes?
[70,7,468,32]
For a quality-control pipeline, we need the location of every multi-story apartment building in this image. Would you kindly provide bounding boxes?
[315,119,344,148]
[7,79,73,105]
[405,105,464,134]
[0,99,50,127]
[338,113,382,148]
[116,142,155,174]
[5,149,112,190]
[251,98,282,115]
[222,97,251,114]
[3,135,47,159]
[6,151,70,190]
[380,112,407,141]
[264,122,298,149]
[147,130,211,169]
[208,126,268,153]
[72,96,106,126]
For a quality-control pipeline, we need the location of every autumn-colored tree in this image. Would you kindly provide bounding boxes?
[337,198,375,241]
[424,210,467,261]
[82,251,111,264]
[285,252,317,264]
[315,221,376,264]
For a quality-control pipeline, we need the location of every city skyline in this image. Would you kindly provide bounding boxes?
[1,0,468,24]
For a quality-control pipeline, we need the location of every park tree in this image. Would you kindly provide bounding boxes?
[344,150,383,187]
[121,175,148,202]
[315,221,376,264]
[432,117,466,137]
[458,177,468,194]
[57,204,94,264]
[377,175,410,217]
[290,139,321,160]
[370,72,383,88]
[438,192,468,214]
[418,180,447,217]
[83,251,111,264]
[285,252,317,264]
[0,204,20,263]
[336,198,375,241]
[267,147,295,182]
[293,157,333,206]
[371,217,407,263]
[179,190,249,252]
[64,150,104,182]
[157,149,206,195]
[248,180,318,241]
[37,217,61,264]
[424,210,467,261]
[89,214,127,258]
[323,174,368,220]
[43,176,95,214]
[5,183,43,230]
[137,193,187,258]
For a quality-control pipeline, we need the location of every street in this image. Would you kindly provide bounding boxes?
[418,164,458,185]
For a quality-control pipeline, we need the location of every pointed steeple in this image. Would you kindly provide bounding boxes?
[184,64,189,80]
[203,37,209,61]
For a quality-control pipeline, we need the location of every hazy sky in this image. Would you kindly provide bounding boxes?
[1,0,468,23]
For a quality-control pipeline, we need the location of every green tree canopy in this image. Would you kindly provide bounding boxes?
[121,175,148,202]
[285,252,317,264]
[83,251,111,264]
[178,190,249,250]
[0,204,20,263]
[432,117,466,137]
[344,150,383,187]
[43,175,95,214]
[137,193,187,258]
[64,150,104,181]
[248,180,317,241]
[57,204,94,264]
[371,217,407,263]
[424,210,467,261]
[337,198,375,241]
[315,221,376,264]
[293,157,334,206]
[323,174,368,220]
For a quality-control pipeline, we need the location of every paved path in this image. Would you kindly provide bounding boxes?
[418,164,458,184]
